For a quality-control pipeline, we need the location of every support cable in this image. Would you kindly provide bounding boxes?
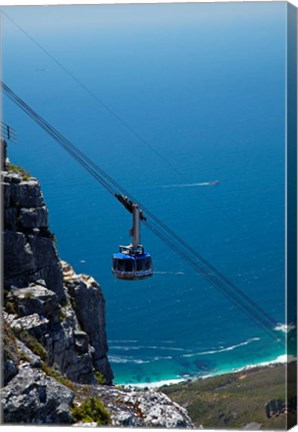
[1,9,243,229]
[1,81,283,347]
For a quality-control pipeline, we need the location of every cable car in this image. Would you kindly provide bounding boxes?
[112,199,153,280]
[112,245,153,280]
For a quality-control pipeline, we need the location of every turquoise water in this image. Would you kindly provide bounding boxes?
[2,3,288,384]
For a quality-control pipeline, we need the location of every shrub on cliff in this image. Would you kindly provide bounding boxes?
[7,163,30,180]
[70,396,110,425]
[95,371,106,385]
[3,319,20,366]
[16,330,48,361]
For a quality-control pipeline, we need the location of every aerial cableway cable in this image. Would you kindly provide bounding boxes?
[1,10,183,180]
[144,220,280,345]
[1,81,283,347]
[2,9,243,229]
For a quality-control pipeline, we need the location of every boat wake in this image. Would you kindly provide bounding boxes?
[162,180,220,188]
[154,271,185,276]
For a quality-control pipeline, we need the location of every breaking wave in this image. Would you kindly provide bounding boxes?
[124,378,186,388]
[109,356,150,364]
[109,355,173,364]
[110,345,185,352]
[182,337,260,358]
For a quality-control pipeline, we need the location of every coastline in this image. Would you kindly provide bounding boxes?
[112,328,292,388]
[121,353,295,389]
[159,361,297,429]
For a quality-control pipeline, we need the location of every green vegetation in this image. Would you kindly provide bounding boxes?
[19,351,30,362]
[3,319,20,365]
[40,361,111,424]
[69,297,77,311]
[51,233,58,247]
[8,163,30,180]
[59,307,67,322]
[70,396,110,425]
[161,364,296,429]
[5,300,17,315]
[17,330,48,361]
[41,362,78,392]
[95,371,106,385]
[4,290,18,316]
[80,385,92,398]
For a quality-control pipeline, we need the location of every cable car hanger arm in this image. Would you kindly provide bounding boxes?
[114,193,147,221]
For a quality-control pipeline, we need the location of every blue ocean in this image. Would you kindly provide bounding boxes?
[2,2,288,385]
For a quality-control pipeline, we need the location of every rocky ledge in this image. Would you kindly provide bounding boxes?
[2,344,192,427]
[93,385,193,428]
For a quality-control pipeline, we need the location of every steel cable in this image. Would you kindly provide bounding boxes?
[1,81,283,347]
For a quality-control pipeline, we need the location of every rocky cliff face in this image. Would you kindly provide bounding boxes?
[2,164,113,386]
[1,142,193,428]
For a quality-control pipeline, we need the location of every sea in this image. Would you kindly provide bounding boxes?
[2,2,291,386]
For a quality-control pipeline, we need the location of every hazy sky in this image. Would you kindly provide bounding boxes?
[2,2,286,35]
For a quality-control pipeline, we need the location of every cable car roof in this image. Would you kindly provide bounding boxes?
[113,252,151,260]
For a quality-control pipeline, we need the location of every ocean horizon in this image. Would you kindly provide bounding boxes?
[2,2,289,385]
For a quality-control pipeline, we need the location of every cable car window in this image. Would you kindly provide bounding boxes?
[124,260,133,272]
[136,260,143,271]
[114,259,123,271]
[145,259,151,270]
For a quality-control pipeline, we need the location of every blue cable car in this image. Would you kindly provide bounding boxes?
[112,199,153,280]
[112,245,153,280]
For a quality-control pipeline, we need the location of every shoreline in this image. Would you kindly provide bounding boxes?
[121,353,295,389]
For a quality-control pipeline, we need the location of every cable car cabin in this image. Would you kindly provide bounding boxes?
[112,245,153,280]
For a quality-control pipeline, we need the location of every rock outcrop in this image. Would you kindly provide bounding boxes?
[62,261,112,383]
[3,320,20,386]
[2,363,75,424]
[92,385,193,428]
[3,171,65,302]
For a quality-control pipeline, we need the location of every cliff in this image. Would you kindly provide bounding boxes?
[2,163,113,386]
[1,140,193,428]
